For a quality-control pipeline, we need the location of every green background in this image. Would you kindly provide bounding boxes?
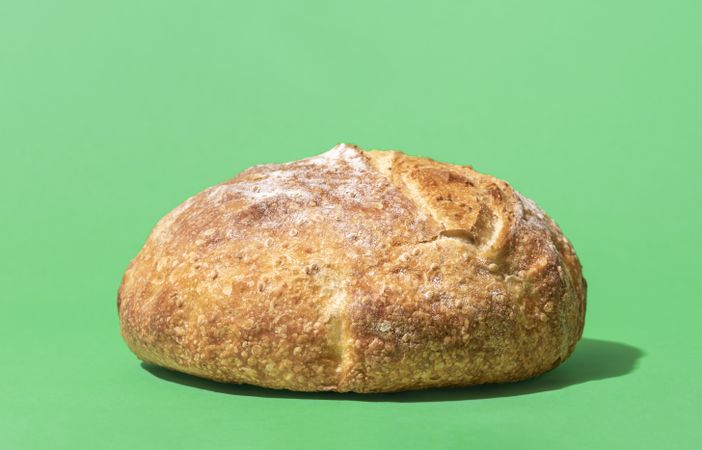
[1,1,700,449]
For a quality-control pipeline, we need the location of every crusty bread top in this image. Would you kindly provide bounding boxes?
[118,144,586,392]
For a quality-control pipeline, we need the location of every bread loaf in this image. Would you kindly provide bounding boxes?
[118,144,586,392]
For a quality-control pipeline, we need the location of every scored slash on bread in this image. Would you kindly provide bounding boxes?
[118,144,586,392]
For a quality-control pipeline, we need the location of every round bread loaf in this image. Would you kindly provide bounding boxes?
[118,144,586,392]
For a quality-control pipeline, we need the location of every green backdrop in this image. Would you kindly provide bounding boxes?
[2,1,700,449]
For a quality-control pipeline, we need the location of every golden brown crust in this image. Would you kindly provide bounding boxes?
[118,144,586,392]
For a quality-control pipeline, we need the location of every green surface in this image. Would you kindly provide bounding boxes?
[1,1,700,449]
